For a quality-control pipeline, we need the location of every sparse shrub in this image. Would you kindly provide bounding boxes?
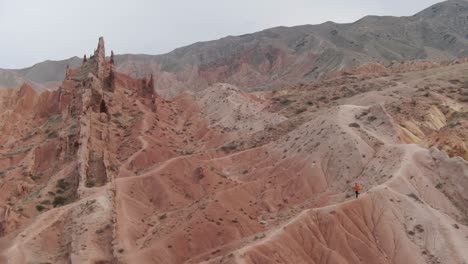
[86,181,95,188]
[47,131,58,138]
[415,224,424,233]
[96,224,111,234]
[279,98,293,105]
[349,123,360,128]
[295,108,307,114]
[221,142,238,152]
[31,173,43,181]
[453,224,460,229]
[110,164,119,172]
[183,150,194,155]
[53,196,67,207]
[253,233,266,241]
[56,179,68,190]
[407,193,423,203]
[159,213,167,220]
[69,124,78,134]
[40,200,50,205]
[306,101,314,106]
[36,205,46,212]
[367,116,377,122]
[435,183,443,189]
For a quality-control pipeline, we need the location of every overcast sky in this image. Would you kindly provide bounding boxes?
[0,0,443,68]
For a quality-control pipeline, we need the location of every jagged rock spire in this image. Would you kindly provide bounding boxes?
[110,50,115,65]
[107,67,116,92]
[83,54,87,64]
[94,37,107,79]
[139,74,156,99]
[149,73,157,112]
[149,73,154,90]
[94,37,105,60]
[65,64,71,79]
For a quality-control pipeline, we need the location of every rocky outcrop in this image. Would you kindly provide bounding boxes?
[389,100,468,160]
[0,37,164,263]
[110,50,115,65]
[94,37,107,79]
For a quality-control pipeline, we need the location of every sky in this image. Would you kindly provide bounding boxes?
[0,0,443,69]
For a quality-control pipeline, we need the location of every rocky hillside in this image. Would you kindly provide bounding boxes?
[0,37,467,264]
[2,1,468,96]
[0,57,81,90]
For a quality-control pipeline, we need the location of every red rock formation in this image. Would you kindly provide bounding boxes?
[94,36,107,79]
[0,38,467,264]
[110,50,115,65]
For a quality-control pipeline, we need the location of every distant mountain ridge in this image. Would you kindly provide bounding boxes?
[2,0,468,96]
[0,57,81,90]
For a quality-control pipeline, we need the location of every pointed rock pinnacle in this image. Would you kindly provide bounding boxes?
[94,37,105,60]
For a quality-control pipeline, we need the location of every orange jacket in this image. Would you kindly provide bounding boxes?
[354,184,361,192]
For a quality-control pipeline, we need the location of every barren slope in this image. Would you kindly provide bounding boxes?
[0,38,467,264]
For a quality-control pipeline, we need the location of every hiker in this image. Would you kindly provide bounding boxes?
[354,183,361,199]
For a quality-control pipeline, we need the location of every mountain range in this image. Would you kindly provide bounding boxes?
[2,0,468,96]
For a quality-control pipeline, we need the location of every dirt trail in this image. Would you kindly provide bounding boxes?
[123,100,150,169]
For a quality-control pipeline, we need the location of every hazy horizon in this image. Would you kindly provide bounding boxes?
[0,0,443,69]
